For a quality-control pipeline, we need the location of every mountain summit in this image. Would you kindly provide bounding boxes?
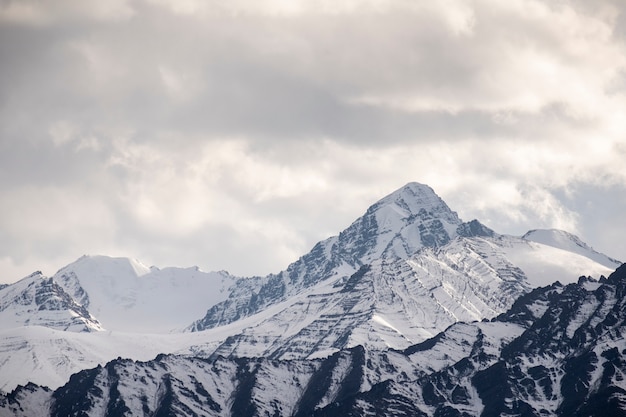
[188,182,467,332]
[373,182,461,226]
[340,182,462,259]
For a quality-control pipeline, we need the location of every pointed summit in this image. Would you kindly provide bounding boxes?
[0,272,102,332]
[337,182,462,262]
[372,182,460,225]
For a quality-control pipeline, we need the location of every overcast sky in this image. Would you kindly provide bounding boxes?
[1,0,625,283]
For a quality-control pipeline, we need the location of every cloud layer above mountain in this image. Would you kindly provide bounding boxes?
[1,0,625,281]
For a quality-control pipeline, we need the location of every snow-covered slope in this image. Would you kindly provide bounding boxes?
[52,255,237,332]
[190,231,617,361]
[5,264,626,417]
[0,272,102,332]
[523,229,621,269]
[0,325,224,392]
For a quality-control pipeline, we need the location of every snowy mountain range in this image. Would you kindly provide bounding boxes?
[3,263,626,417]
[0,182,622,414]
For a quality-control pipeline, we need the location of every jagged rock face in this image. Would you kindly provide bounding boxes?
[318,266,626,417]
[456,219,496,238]
[54,271,91,309]
[0,272,102,332]
[5,266,626,416]
[0,383,51,416]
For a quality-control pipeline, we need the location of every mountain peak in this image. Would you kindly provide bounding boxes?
[332,182,462,263]
[0,271,102,332]
[392,181,435,196]
[371,182,460,224]
[191,182,465,331]
[387,181,433,199]
[62,255,151,278]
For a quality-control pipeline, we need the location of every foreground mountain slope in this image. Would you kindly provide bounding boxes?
[4,265,626,416]
[0,325,222,392]
[317,264,626,417]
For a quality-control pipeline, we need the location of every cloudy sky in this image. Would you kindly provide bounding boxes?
[1,0,625,283]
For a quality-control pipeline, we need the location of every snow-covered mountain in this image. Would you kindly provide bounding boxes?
[4,264,626,416]
[188,183,464,331]
[523,228,621,268]
[51,255,237,333]
[0,182,620,394]
[0,271,102,332]
[184,230,618,361]
[0,256,236,334]
[185,183,618,359]
[189,184,617,333]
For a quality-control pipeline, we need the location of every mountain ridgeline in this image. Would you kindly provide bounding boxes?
[3,265,626,417]
[0,182,623,416]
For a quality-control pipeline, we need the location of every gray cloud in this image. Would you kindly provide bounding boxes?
[0,0,625,282]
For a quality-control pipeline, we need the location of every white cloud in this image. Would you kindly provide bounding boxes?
[0,0,625,282]
[48,120,77,147]
[0,0,135,25]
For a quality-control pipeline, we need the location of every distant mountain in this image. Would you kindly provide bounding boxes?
[523,228,620,268]
[0,182,620,394]
[52,255,237,333]
[4,264,626,416]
